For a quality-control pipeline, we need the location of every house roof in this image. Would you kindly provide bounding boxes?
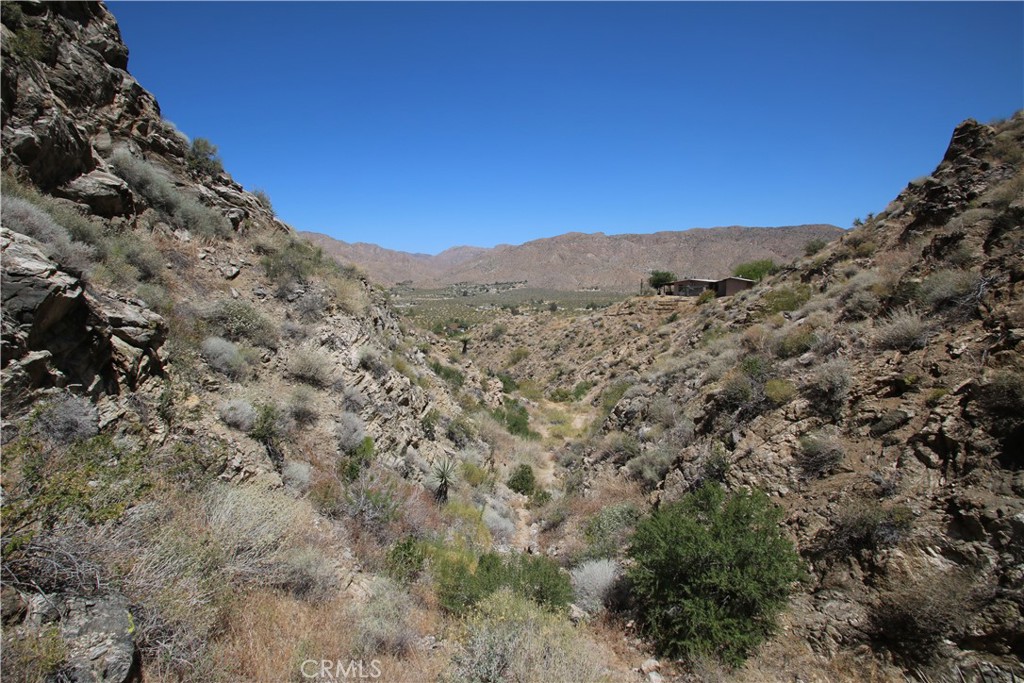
[668,278,718,284]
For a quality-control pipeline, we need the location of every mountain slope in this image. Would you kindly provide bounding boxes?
[304,223,844,290]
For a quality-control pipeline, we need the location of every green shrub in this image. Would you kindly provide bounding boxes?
[627,483,802,665]
[804,238,828,256]
[446,417,475,447]
[186,137,224,177]
[762,285,811,315]
[696,289,716,305]
[774,327,817,358]
[507,464,536,496]
[918,269,982,312]
[600,380,632,416]
[763,378,796,406]
[386,537,426,583]
[1,197,96,274]
[259,237,332,288]
[435,551,571,614]
[461,462,490,488]
[492,399,538,439]
[572,380,596,400]
[733,259,777,282]
[429,360,465,389]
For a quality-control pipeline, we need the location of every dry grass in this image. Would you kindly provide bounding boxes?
[209,590,358,682]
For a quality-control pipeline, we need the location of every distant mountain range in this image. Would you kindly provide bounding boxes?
[302,224,845,291]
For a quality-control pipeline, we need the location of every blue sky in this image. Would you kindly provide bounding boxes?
[107,2,1023,255]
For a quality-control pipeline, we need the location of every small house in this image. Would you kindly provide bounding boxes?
[664,276,756,298]
[666,278,718,296]
[715,276,755,297]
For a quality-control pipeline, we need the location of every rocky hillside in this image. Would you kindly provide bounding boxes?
[2,3,1021,683]
[464,113,1024,680]
[304,223,844,290]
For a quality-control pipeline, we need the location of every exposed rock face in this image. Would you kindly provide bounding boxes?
[1,228,165,400]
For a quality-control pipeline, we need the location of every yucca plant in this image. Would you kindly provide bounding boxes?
[431,458,457,504]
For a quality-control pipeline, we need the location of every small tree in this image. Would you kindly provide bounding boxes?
[187,137,224,176]
[732,259,777,282]
[648,271,676,292]
[627,483,802,665]
[507,464,536,496]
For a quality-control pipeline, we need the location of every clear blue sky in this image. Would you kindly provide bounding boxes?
[107,2,1023,255]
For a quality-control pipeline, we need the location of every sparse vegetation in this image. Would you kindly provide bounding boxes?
[201,336,249,379]
[796,432,845,477]
[186,137,225,177]
[874,308,930,351]
[288,348,333,387]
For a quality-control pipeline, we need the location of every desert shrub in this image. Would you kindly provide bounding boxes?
[435,551,572,614]
[204,299,278,348]
[803,359,850,419]
[111,151,228,237]
[796,433,845,477]
[2,196,96,273]
[339,437,374,482]
[570,558,619,614]
[978,370,1024,415]
[186,137,224,176]
[204,483,305,584]
[507,464,537,496]
[218,398,256,432]
[826,500,914,556]
[461,461,490,488]
[874,309,930,351]
[507,346,530,366]
[627,483,802,665]
[357,347,389,378]
[259,237,329,288]
[764,378,796,406]
[281,460,312,491]
[482,506,516,544]
[354,579,417,657]
[335,412,367,455]
[572,380,596,400]
[600,380,632,417]
[762,285,811,315]
[492,399,537,439]
[918,269,982,312]
[804,238,828,256]
[445,588,607,683]
[870,570,973,665]
[696,289,716,305]
[774,327,817,358]
[733,259,777,282]
[276,546,336,600]
[582,503,640,561]
[201,336,248,379]
[343,469,399,534]
[251,188,274,213]
[625,448,675,491]
[286,386,317,426]
[719,371,754,412]
[249,403,284,449]
[2,625,67,683]
[842,288,881,321]
[386,537,426,583]
[30,393,98,445]
[446,416,475,447]
[429,360,465,389]
[288,348,332,387]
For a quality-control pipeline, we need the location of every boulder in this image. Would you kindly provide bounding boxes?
[57,170,134,217]
[60,594,139,683]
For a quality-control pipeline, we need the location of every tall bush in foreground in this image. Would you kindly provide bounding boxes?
[627,483,801,666]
